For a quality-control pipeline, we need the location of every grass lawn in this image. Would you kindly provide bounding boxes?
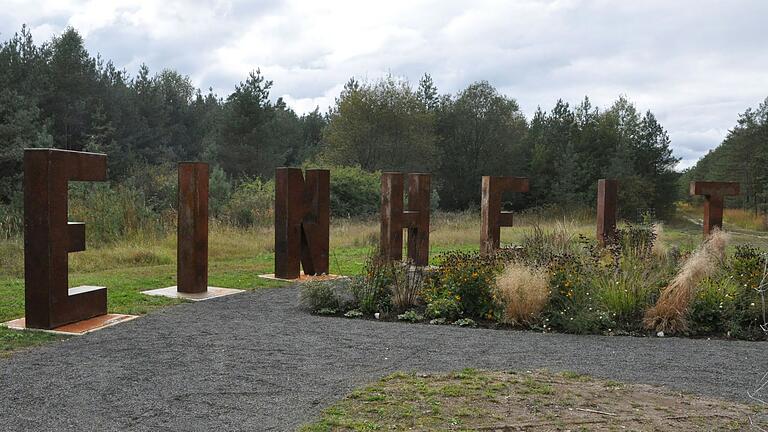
[300,369,766,431]
[1,211,767,356]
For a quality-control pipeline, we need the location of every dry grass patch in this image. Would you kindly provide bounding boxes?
[644,228,729,333]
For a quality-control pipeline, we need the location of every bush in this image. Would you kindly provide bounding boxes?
[544,256,614,334]
[397,310,424,322]
[496,263,550,326]
[425,296,462,321]
[69,183,168,243]
[724,245,767,339]
[221,177,274,227]
[593,255,667,331]
[328,165,380,218]
[354,254,394,315]
[425,251,501,319]
[390,263,427,312]
[299,279,357,313]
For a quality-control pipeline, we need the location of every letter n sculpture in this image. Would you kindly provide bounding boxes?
[274,168,330,279]
[596,179,619,246]
[690,181,740,236]
[480,176,529,255]
[380,172,430,266]
[23,149,108,329]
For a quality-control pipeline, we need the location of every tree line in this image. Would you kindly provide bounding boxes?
[1,26,681,227]
[682,98,768,214]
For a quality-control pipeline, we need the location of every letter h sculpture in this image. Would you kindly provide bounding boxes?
[480,176,529,255]
[274,168,330,279]
[23,149,108,329]
[380,172,431,266]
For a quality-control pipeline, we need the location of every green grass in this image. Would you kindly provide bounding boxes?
[0,326,68,357]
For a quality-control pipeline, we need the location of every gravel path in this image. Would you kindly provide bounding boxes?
[1,286,766,431]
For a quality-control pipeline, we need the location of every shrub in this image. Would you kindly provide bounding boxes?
[221,177,274,227]
[644,229,729,333]
[69,183,167,243]
[299,279,357,313]
[519,222,576,266]
[390,262,427,312]
[328,165,380,218]
[594,256,666,331]
[544,256,614,334]
[427,251,501,319]
[354,254,394,315]
[495,262,550,326]
[397,310,424,322]
[725,245,767,339]
[689,274,735,335]
[425,296,462,321]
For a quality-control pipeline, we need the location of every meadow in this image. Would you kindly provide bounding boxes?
[2,207,767,356]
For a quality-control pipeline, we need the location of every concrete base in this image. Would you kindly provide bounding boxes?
[140,286,245,301]
[3,314,138,336]
[258,272,347,283]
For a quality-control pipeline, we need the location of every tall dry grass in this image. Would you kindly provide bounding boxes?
[0,209,596,278]
[495,262,550,325]
[643,228,730,333]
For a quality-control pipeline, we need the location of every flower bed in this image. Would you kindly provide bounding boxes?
[300,224,768,340]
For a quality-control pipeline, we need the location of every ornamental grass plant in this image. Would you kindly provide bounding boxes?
[495,262,550,325]
[643,228,729,333]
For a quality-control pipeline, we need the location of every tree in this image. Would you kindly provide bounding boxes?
[436,81,527,209]
[322,75,439,173]
[209,69,294,177]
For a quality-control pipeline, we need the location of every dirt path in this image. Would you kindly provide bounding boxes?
[0,287,766,431]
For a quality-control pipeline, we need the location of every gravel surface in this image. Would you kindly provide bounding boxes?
[1,286,766,431]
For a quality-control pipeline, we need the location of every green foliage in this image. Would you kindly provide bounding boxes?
[354,255,394,315]
[683,97,768,214]
[300,281,341,313]
[323,75,438,173]
[328,165,380,217]
[397,310,424,322]
[299,279,357,314]
[220,177,274,227]
[68,183,167,244]
[545,256,615,334]
[425,251,501,319]
[436,81,528,210]
[425,296,462,321]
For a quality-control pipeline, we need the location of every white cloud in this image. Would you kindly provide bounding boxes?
[2,0,767,168]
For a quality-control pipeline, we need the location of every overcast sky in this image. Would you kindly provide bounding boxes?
[2,0,767,169]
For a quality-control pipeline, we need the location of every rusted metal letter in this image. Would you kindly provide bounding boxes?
[690,181,740,235]
[177,162,209,293]
[380,172,431,266]
[480,176,529,255]
[24,149,108,329]
[596,179,619,246]
[274,168,330,279]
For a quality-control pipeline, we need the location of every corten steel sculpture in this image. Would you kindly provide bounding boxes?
[380,172,431,266]
[690,181,740,235]
[177,162,209,293]
[24,149,108,329]
[480,176,529,255]
[596,179,619,246]
[274,168,330,279]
